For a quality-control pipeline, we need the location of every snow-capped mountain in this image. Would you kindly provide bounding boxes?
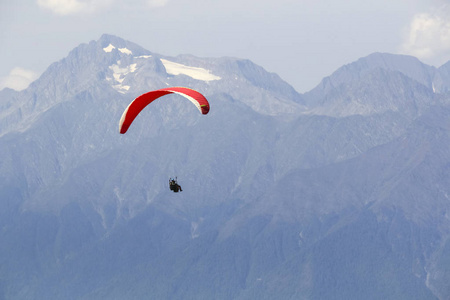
[0,35,449,299]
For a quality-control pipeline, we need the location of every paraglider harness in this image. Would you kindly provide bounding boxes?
[169,177,182,193]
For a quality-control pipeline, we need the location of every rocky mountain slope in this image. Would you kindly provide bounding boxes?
[0,34,449,299]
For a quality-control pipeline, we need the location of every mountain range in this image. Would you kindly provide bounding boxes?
[0,34,449,299]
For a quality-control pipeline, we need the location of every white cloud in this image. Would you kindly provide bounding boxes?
[37,0,87,15]
[37,0,168,14]
[147,0,169,8]
[0,68,39,91]
[37,0,112,15]
[401,5,450,65]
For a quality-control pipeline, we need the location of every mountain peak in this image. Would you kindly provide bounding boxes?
[302,52,441,116]
[319,52,435,91]
[99,33,125,44]
[95,34,151,57]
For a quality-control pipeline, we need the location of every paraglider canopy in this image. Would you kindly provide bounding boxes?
[119,87,210,134]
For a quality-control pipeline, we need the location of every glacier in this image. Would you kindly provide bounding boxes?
[160,58,221,81]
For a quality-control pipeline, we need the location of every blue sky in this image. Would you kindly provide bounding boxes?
[1,0,450,92]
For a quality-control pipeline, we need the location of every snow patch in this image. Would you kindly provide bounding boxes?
[115,85,130,92]
[107,61,137,94]
[103,45,132,55]
[103,44,115,53]
[136,55,152,59]
[118,47,132,55]
[109,63,137,83]
[160,59,221,81]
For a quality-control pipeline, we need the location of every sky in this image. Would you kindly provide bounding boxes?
[1,0,450,93]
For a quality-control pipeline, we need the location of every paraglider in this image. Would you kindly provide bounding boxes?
[119,87,210,193]
[119,87,210,134]
[169,177,182,193]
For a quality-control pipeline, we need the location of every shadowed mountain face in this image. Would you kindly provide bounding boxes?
[0,35,449,299]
